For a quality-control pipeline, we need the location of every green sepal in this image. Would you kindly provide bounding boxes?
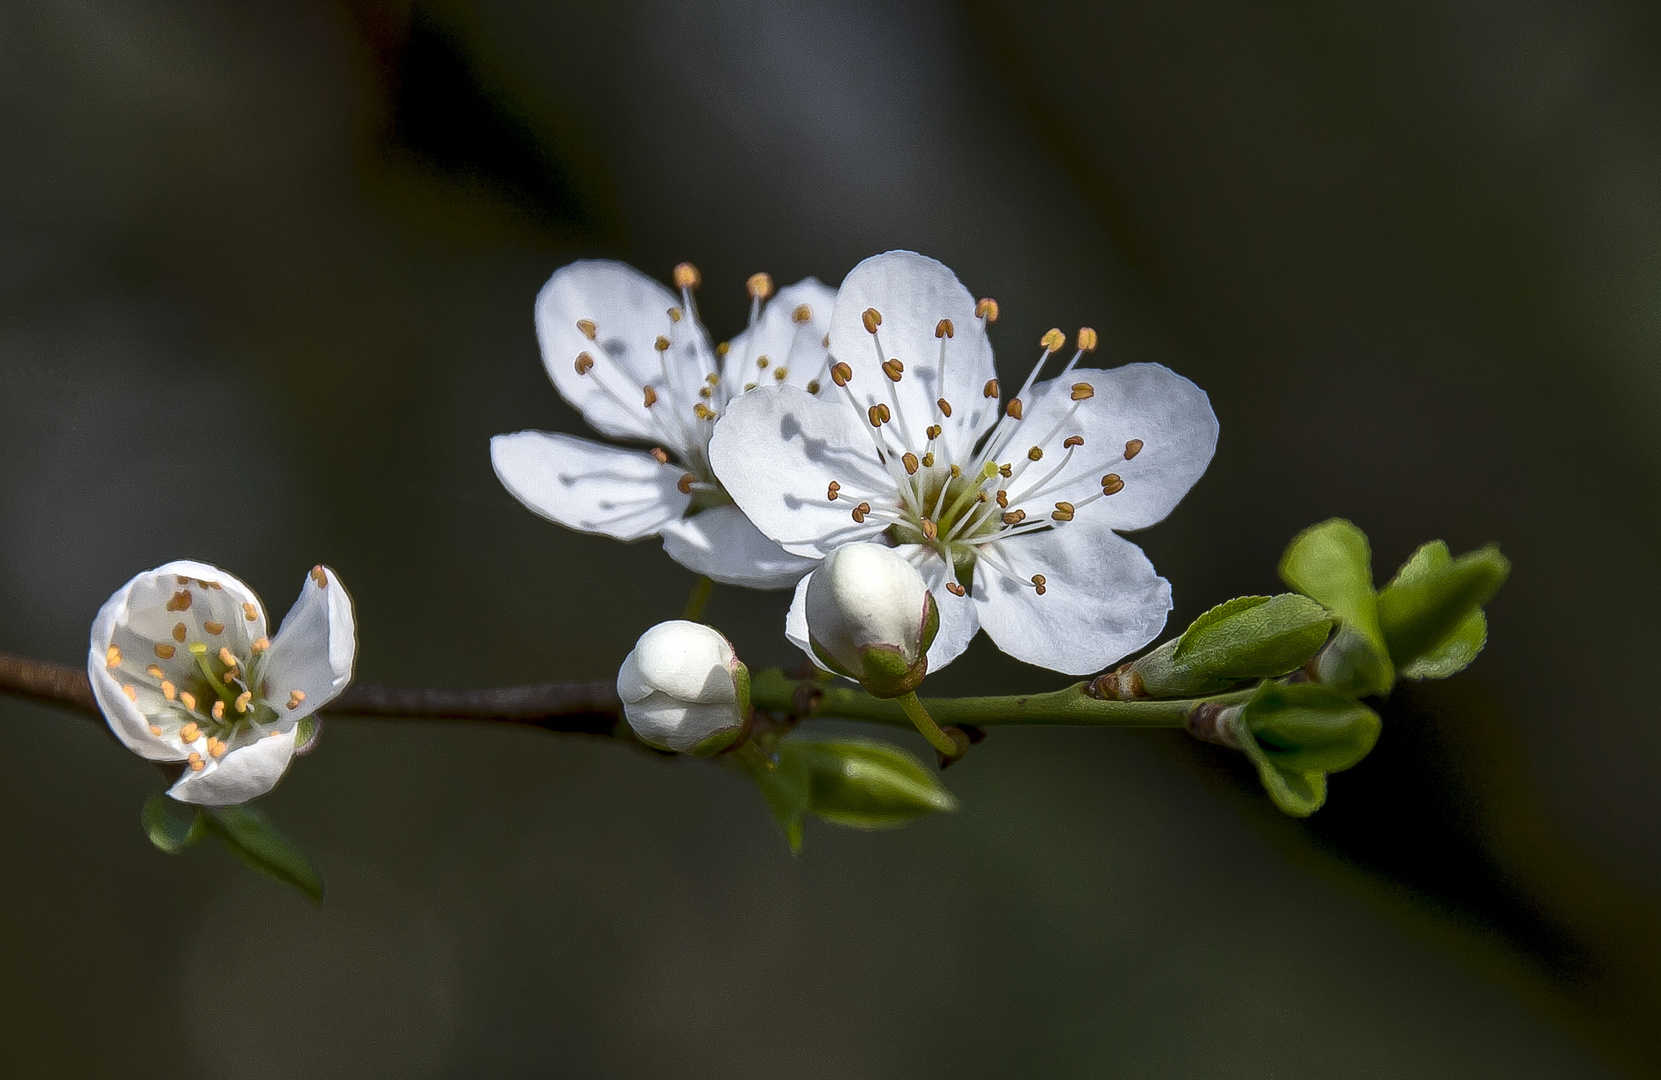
[853,643,926,699]
[1377,541,1509,677]
[1234,681,1381,817]
[1174,593,1333,679]
[203,805,324,904]
[794,739,957,828]
[739,745,811,853]
[1279,519,1393,694]
[142,793,205,854]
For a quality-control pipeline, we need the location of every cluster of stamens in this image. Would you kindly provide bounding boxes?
[822,307,1141,598]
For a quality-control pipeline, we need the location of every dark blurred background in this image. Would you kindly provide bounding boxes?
[2,0,1658,1075]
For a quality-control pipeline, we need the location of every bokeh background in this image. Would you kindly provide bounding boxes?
[3,0,1658,1075]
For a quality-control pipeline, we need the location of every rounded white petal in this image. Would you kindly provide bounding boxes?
[168,728,299,807]
[88,661,178,760]
[707,385,891,558]
[536,261,711,443]
[658,505,816,588]
[1014,363,1218,531]
[804,543,932,673]
[261,565,357,722]
[827,251,998,448]
[972,521,1172,675]
[617,620,743,752]
[491,431,690,541]
[721,278,838,392]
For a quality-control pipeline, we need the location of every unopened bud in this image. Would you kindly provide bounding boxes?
[804,544,938,698]
[616,621,749,755]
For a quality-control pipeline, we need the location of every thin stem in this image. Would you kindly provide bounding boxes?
[895,690,958,755]
[681,575,715,621]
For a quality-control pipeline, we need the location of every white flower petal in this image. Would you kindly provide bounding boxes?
[261,566,357,722]
[491,431,690,541]
[1015,363,1218,531]
[168,728,298,807]
[828,251,998,448]
[88,662,178,760]
[722,278,838,392]
[973,520,1171,675]
[906,545,981,672]
[658,505,815,588]
[785,572,833,672]
[708,386,891,558]
[536,261,711,443]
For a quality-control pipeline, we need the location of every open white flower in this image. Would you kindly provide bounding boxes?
[709,251,1219,676]
[491,260,837,587]
[89,560,356,806]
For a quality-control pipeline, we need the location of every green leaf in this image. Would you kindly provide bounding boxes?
[1279,519,1393,693]
[1174,593,1333,678]
[203,805,324,903]
[745,745,811,853]
[1400,610,1486,680]
[1233,681,1381,818]
[142,793,205,854]
[1377,541,1509,673]
[794,739,957,829]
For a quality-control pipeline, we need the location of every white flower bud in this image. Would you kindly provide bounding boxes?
[616,620,749,755]
[804,543,939,698]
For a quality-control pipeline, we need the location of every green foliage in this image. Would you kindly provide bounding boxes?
[1378,541,1509,678]
[203,805,324,903]
[1173,593,1333,679]
[740,738,957,851]
[746,746,811,853]
[1278,519,1393,694]
[142,793,205,854]
[1234,681,1381,817]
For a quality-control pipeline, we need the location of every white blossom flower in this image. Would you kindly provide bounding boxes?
[492,260,838,587]
[89,561,356,806]
[709,251,1218,676]
[803,542,937,697]
[617,620,749,754]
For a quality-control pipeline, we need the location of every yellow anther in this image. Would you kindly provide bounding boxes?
[574,352,595,375]
[650,447,669,464]
[1031,574,1048,595]
[867,403,891,426]
[203,620,224,635]
[946,581,967,597]
[242,602,258,621]
[219,647,238,669]
[926,424,942,440]
[208,738,228,759]
[179,692,197,713]
[698,386,712,400]
[678,473,696,494]
[1124,438,1144,459]
[149,725,163,736]
[161,681,177,701]
[105,644,122,669]
[996,490,1009,508]
[180,722,201,743]
[673,262,701,290]
[654,335,671,353]
[975,491,987,503]
[235,691,252,714]
[903,452,919,475]
[774,367,788,381]
[311,566,328,588]
[792,304,812,323]
[576,318,598,340]
[976,298,1000,322]
[287,690,307,711]
[1027,446,1043,461]
[176,575,191,585]
[203,581,222,590]
[831,361,853,387]
[188,753,204,771]
[1002,510,1027,525]
[747,272,774,299]
[937,398,953,418]
[1070,382,1095,401]
[172,623,187,642]
[1077,327,1098,352]
[1051,502,1075,522]
[642,386,658,408]
[882,358,904,382]
[1101,473,1125,496]
[154,643,175,660]
[250,638,269,654]
[999,463,1013,478]
[667,306,684,323]
[716,341,730,356]
[827,481,841,501]
[935,318,955,339]
[1041,328,1065,353]
[950,464,962,477]
[1006,398,1024,420]
[122,684,137,702]
[983,379,999,399]
[756,356,770,369]
[851,502,872,523]
[146,664,164,679]
[212,700,225,721]
[1064,435,1084,449]
[166,590,192,612]
[921,452,935,467]
[861,308,882,334]
[806,380,821,394]
[921,518,939,540]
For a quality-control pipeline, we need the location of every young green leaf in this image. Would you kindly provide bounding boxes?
[743,745,812,853]
[1400,610,1486,680]
[1174,593,1333,678]
[1279,519,1393,693]
[142,793,205,855]
[1377,540,1509,674]
[1229,681,1381,818]
[794,739,957,829]
[203,805,323,903]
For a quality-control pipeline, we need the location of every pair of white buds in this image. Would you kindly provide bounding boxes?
[618,544,939,753]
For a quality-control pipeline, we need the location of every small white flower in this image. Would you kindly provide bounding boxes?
[803,542,937,697]
[617,620,749,755]
[88,561,356,806]
[709,251,1219,676]
[492,261,837,588]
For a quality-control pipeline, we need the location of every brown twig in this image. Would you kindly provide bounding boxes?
[0,652,623,736]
